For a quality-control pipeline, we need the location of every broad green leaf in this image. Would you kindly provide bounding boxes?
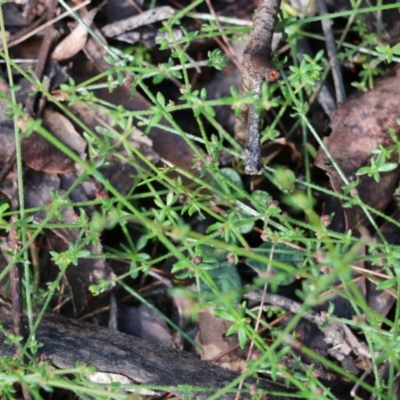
[251,190,273,212]
[229,210,254,234]
[247,242,304,285]
[199,261,242,306]
[211,168,243,194]
[376,277,397,290]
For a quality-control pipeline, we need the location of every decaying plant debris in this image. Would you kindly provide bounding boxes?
[1,1,400,399]
[315,65,400,231]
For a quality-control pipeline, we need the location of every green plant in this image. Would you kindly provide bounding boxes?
[0,1,399,399]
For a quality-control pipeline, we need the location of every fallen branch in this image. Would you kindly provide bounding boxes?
[0,303,295,400]
[234,0,281,175]
[244,291,371,373]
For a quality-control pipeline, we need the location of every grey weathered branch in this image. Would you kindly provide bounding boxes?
[234,0,281,175]
[0,303,295,400]
[244,291,371,373]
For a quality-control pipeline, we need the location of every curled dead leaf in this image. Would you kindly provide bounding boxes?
[315,66,400,230]
[43,109,86,156]
[195,307,246,372]
[20,108,86,174]
[51,8,98,61]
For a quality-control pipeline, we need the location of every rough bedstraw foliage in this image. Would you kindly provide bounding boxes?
[0,1,400,399]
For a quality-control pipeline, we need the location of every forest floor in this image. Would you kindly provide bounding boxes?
[1,1,400,399]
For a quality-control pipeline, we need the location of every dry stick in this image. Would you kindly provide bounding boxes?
[234,245,275,400]
[24,0,58,115]
[6,13,48,47]
[1,224,23,343]
[297,37,336,118]
[0,303,295,400]
[101,6,174,38]
[317,0,346,105]
[4,0,91,50]
[235,0,281,175]
[204,0,242,72]
[1,220,31,400]
[244,292,371,363]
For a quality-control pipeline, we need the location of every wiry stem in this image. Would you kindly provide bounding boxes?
[317,0,346,105]
[235,0,281,175]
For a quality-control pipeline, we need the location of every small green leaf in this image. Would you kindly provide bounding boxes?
[156,92,166,107]
[152,73,165,84]
[211,168,243,194]
[172,259,190,272]
[251,190,273,211]
[228,210,254,234]
[214,309,235,321]
[377,162,398,172]
[76,249,91,258]
[376,277,397,290]
[237,327,247,349]
[199,261,242,305]
[392,42,400,55]
[247,242,303,285]
[136,235,148,251]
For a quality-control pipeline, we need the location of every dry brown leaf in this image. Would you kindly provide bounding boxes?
[315,66,400,230]
[22,132,75,174]
[118,304,173,347]
[20,108,86,174]
[195,307,246,372]
[51,8,98,61]
[44,109,86,156]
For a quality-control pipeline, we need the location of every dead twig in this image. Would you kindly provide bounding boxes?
[101,6,175,38]
[4,1,91,50]
[24,0,58,115]
[204,0,241,71]
[297,37,336,118]
[234,0,281,175]
[317,0,346,105]
[244,292,371,369]
[1,220,31,400]
[0,303,295,400]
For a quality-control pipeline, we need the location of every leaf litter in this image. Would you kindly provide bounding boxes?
[0,1,400,399]
[315,65,400,231]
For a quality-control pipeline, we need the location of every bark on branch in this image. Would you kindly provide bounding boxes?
[235,0,281,175]
[0,303,295,399]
